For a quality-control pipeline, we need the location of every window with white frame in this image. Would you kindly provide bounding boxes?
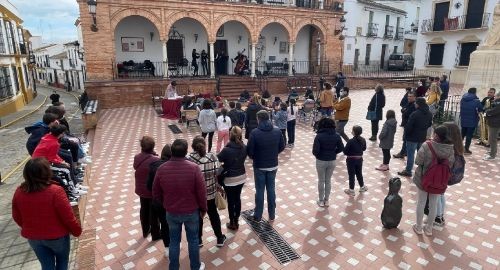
[456,42,479,66]
[426,43,445,65]
[0,25,5,54]
[0,66,13,100]
[5,21,16,54]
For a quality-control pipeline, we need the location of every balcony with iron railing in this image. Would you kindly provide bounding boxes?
[395,27,404,40]
[212,0,345,11]
[367,23,378,37]
[384,25,394,39]
[421,13,491,33]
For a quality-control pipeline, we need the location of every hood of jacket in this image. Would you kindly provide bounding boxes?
[257,120,273,132]
[25,122,47,134]
[317,128,336,135]
[385,118,398,128]
[388,177,401,194]
[462,93,479,102]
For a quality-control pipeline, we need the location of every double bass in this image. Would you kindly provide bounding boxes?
[234,49,248,75]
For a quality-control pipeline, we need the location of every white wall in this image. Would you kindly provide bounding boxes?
[260,23,290,62]
[114,15,163,63]
[414,0,496,72]
[343,0,406,67]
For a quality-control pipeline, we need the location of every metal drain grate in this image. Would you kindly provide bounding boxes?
[242,210,300,264]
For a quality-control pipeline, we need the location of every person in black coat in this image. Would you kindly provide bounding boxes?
[147,144,171,248]
[397,97,433,177]
[394,91,417,158]
[245,94,263,139]
[217,127,247,230]
[312,118,344,207]
[334,72,346,98]
[200,50,208,76]
[367,84,386,141]
[192,49,200,76]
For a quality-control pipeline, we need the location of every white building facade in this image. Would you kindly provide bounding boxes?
[342,0,410,71]
[414,0,495,84]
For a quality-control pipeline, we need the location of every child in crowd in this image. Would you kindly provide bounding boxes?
[274,103,288,143]
[376,110,398,171]
[343,125,368,196]
[198,99,217,152]
[216,108,232,153]
[287,99,297,148]
[227,101,239,128]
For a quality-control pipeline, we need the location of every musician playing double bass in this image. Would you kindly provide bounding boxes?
[232,50,248,76]
[477,88,497,146]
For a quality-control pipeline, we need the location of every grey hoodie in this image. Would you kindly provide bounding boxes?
[412,141,455,190]
[198,109,217,133]
[378,118,398,149]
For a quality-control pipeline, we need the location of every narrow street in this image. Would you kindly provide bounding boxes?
[0,85,83,269]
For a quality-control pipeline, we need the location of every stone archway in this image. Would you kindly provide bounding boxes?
[164,11,210,41]
[212,14,255,44]
[294,19,327,41]
[110,8,164,40]
[255,17,292,41]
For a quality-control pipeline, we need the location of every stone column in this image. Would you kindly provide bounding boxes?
[289,0,296,7]
[162,41,168,78]
[288,42,294,76]
[317,42,321,66]
[209,42,215,78]
[319,0,324,9]
[251,43,256,77]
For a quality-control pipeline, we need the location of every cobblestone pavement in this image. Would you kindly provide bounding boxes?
[0,86,83,270]
[82,86,499,269]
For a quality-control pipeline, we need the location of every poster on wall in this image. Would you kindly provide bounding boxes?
[121,37,144,52]
[279,42,289,54]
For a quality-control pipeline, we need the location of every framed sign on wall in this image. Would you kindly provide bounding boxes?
[121,37,144,52]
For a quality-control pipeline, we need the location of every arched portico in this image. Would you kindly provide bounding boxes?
[110,8,165,40]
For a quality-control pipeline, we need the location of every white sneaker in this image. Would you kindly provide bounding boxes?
[199,262,205,270]
[78,157,92,164]
[359,186,368,192]
[344,189,355,196]
[76,184,89,190]
[317,200,325,207]
[483,155,496,160]
[323,200,329,207]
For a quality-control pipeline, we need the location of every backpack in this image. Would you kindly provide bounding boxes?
[448,154,465,186]
[421,141,451,194]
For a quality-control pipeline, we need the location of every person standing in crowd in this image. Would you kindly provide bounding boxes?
[312,118,344,207]
[459,88,483,155]
[217,127,247,230]
[412,126,454,236]
[333,87,351,142]
[394,91,417,159]
[286,99,297,148]
[247,110,285,221]
[49,90,60,105]
[398,97,433,177]
[319,83,335,117]
[438,75,449,114]
[79,90,89,111]
[147,144,172,252]
[415,79,428,97]
[198,99,217,152]
[484,91,500,160]
[399,87,412,115]
[227,102,239,128]
[235,103,245,128]
[12,158,82,270]
[153,139,207,270]
[426,83,441,117]
[201,49,208,76]
[376,110,398,171]
[192,49,200,76]
[334,72,346,98]
[343,125,367,196]
[133,136,160,238]
[477,88,496,146]
[368,84,386,141]
[245,94,263,139]
[164,81,177,98]
[188,137,226,247]
[274,103,288,143]
[435,122,464,226]
[216,108,232,153]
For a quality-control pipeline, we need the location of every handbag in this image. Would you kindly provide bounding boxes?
[215,190,227,210]
[366,94,378,121]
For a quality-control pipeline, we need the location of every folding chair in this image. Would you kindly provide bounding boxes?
[184,110,199,128]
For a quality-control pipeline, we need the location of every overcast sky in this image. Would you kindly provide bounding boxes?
[11,0,80,43]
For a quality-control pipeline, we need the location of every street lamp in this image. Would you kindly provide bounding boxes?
[87,0,98,32]
[73,41,85,61]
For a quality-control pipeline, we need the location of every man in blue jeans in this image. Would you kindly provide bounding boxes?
[153,139,208,270]
[247,110,285,221]
[398,98,432,177]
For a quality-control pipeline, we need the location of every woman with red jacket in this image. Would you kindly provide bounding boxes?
[133,136,160,238]
[12,158,82,270]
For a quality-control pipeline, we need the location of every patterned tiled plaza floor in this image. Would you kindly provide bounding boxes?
[83,87,500,270]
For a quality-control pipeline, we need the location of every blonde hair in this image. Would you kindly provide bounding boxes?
[430,83,442,96]
[252,93,261,104]
[230,126,243,146]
